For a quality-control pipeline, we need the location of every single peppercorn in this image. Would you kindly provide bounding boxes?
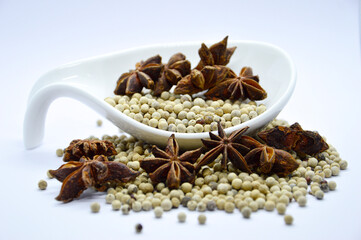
[135,223,143,233]
[38,180,47,190]
[90,202,100,213]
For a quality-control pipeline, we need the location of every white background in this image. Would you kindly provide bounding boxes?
[1,0,361,239]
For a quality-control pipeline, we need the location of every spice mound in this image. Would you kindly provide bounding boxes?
[42,118,347,227]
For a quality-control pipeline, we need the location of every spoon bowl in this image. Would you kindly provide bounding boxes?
[24,40,296,150]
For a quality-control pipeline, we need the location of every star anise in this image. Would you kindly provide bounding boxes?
[195,36,237,70]
[153,53,191,96]
[174,65,229,95]
[114,55,163,95]
[257,122,329,159]
[63,139,117,162]
[240,136,299,176]
[140,134,202,189]
[205,66,267,101]
[195,122,252,173]
[49,155,140,202]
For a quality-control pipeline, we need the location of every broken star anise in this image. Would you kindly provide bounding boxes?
[153,53,191,96]
[49,155,140,202]
[63,139,117,162]
[195,36,237,70]
[195,122,252,173]
[240,136,299,176]
[205,66,267,101]
[140,134,202,189]
[257,122,329,159]
[174,65,229,95]
[114,55,163,95]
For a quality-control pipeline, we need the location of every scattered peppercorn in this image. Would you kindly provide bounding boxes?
[56,148,64,157]
[135,223,143,233]
[178,212,187,223]
[198,214,207,225]
[90,202,100,213]
[284,215,293,225]
[38,180,47,190]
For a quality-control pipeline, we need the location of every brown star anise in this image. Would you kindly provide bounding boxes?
[195,36,237,70]
[240,136,299,176]
[49,155,140,202]
[153,53,191,96]
[174,65,229,95]
[63,139,117,162]
[195,122,252,173]
[205,66,267,101]
[140,134,202,189]
[114,55,163,95]
[257,122,329,159]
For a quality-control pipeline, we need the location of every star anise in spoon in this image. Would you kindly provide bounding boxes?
[195,122,252,173]
[195,36,237,70]
[49,155,140,202]
[153,53,191,96]
[140,134,202,189]
[174,65,229,95]
[114,55,163,95]
[240,136,299,176]
[205,66,267,101]
[257,122,329,159]
[63,139,117,162]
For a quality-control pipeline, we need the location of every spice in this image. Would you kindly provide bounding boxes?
[154,206,163,218]
[178,212,187,223]
[196,122,252,173]
[63,139,117,162]
[205,67,267,101]
[241,136,299,176]
[258,122,329,158]
[121,204,130,215]
[56,148,64,157]
[198,214,207,225]
[38,180,47,190]
[153,53,191,96]
[90,202,100,213]
[106,194,115,204]
[140,134,202,189]
[195,36,236,70]
[241,206,252,218]
[328,181,337,191]
[135,223,143,233]
[49,155,139,202]
[284,215,293,225]
[114,55,162,95]
[112,200,121,210]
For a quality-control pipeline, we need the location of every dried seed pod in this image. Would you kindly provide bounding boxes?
[257,122,329,158]
[50,155,140,202]
[153,53,191,96]
[63,139,117,162]
[114,55,163,95]
[195,36,237,70]
[205,67,267,101]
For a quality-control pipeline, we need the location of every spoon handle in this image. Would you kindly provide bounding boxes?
[23,82,107,149]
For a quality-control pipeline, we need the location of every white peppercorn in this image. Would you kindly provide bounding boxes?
[90,202,100,213]
[284,215,293,225]
[178,212,187,223]
[38,179,47,190]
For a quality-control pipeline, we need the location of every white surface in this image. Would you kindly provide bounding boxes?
[23,40,296,149]
[1,0,360,239]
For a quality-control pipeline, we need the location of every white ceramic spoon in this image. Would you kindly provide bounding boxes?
[23,40,296,150]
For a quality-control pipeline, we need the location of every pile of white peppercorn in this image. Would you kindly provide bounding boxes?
[43,119,347,226]
[105,91,267,133]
